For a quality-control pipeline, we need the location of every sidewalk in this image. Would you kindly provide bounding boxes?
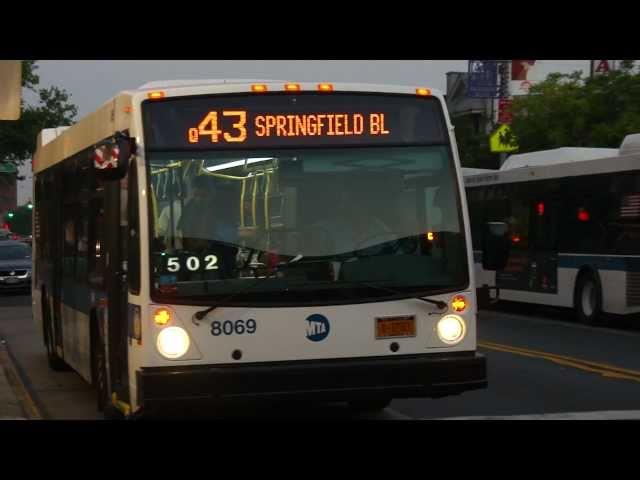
[0,340,30,419]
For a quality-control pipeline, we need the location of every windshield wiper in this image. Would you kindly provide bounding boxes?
[341,281,447,310]
[191,275,279,325]
[191,252,306,324]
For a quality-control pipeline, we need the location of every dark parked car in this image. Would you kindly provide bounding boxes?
[0,240,32,292]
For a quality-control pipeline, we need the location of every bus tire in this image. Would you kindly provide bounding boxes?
[574,270,603,326]
[42,293,70,371]
[348,397,392,413]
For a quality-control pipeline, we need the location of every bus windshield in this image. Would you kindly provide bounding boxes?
[148,146,467,304]
[143,92,468,305]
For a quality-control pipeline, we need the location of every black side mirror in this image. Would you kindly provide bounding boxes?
[93,132,135,181]
[482,221,510,271]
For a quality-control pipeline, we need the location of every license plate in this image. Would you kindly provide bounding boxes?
[375,315,416,339]
[3,277,20,284]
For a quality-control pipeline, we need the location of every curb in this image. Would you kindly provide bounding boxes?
[0,339,41,420]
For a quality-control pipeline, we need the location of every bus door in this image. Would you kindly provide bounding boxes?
[51,169,64,356]
[101,177,130,402]
[495,183,559,294]
[493,184,534,291]
[529,193,559,294]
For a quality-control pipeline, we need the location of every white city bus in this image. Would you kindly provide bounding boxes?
[32,79,498,418]
[465,135,640,325]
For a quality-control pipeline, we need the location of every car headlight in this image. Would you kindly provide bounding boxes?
[436,315,466,345]
[157,326,190,359]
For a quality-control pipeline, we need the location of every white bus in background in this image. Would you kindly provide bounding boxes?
[465,135,640,325]
[32,79,506,418]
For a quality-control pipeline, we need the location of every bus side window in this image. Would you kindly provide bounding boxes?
[560,176,609,254]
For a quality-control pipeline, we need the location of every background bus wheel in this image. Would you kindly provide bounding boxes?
[574,271,603,326]
[348,398,392,413]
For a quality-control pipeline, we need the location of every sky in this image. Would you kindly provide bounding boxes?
[17,59,593,204]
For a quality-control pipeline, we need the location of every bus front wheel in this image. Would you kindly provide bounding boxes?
[574,271,603,326]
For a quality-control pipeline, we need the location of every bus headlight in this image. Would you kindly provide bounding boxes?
[436,315,466,345]
[157,326,190,359]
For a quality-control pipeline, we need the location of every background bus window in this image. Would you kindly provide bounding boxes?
[609,173,640,255]
[559,175,609,254]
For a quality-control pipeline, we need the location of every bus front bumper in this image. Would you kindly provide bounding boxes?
[136,352,487,410]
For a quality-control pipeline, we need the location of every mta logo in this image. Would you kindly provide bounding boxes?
[305,314,330,342]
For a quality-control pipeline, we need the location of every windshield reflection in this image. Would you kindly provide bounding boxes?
[148,146,468,304]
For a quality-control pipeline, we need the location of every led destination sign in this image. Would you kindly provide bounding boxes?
[143,93,447,150]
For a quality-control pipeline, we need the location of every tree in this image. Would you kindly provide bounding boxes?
[506,61,640,152]
[452,114,501,170]
[0,61,78,176]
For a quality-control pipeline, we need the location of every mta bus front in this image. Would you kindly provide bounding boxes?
[135,85,486,413]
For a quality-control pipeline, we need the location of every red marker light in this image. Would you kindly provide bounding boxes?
[578,208,590,222]
[536,202,545,216]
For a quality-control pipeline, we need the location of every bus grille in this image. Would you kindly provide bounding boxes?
[628,272,640,307]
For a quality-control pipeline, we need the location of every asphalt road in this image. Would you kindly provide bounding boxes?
[2,291,640,420]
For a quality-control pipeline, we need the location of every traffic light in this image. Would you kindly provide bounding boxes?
[27,203,33,210]
[7,211,14,218]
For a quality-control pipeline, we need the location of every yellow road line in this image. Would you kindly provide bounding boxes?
[0,345,42,419]
[478,340,640,383]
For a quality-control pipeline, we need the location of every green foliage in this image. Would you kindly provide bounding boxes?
[21,60,39,91]
[452,115,500,169]
[0,61,78,176]
[507,61,640,152]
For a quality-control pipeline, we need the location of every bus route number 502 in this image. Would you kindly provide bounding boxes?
[166,255,219,272]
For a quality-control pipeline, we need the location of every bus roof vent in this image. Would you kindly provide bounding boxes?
[619,133,640,156]
[38,127,71,148]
